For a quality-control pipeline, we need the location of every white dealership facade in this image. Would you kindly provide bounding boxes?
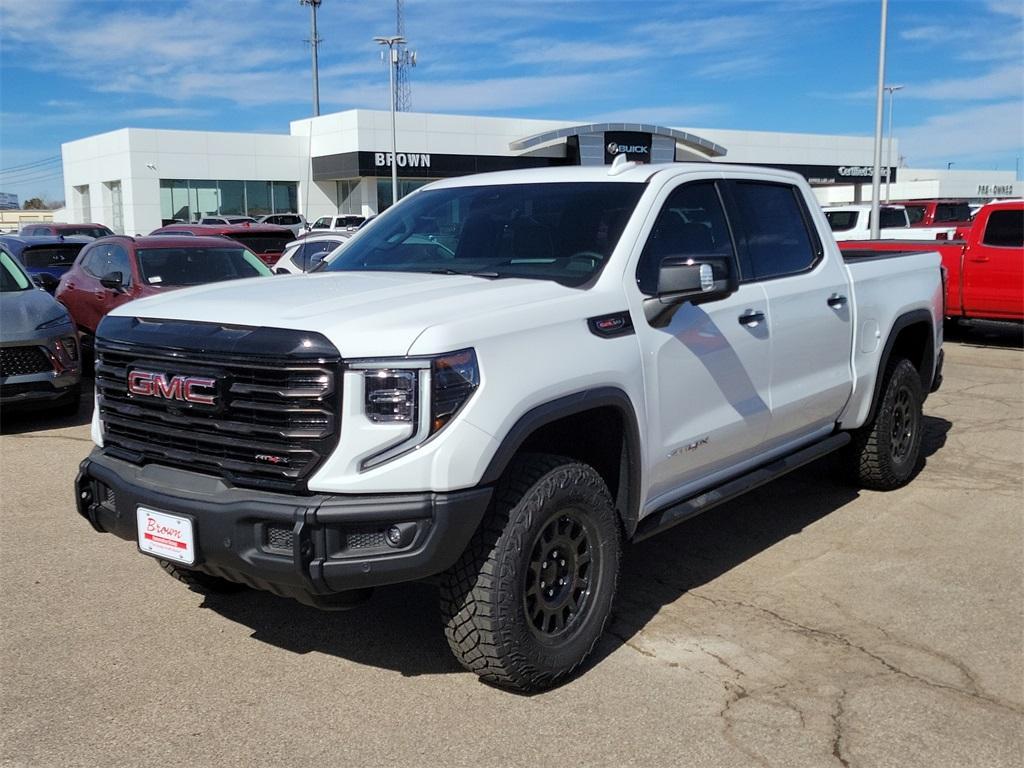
[59,108,1019,235]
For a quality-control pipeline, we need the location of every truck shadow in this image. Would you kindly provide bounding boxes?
[200,415,952,688]
[0,376,94,434]
[945,320,1023,349]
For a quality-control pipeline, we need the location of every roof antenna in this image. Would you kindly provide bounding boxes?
[607,153,636,176]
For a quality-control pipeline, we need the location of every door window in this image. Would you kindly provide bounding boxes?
[312,217,331,230]
[636,182,735,295]
[728,182,821,280]
[981,210,1024,248]
[82,242,131,284]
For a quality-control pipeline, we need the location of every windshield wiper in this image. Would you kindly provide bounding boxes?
[429,267,503,279]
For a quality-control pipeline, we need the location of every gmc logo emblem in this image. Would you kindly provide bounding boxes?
[127,370,217,406]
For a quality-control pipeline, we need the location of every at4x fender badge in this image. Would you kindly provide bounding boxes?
[587,311,635,339]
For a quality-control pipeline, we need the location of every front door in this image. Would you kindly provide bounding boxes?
[629,178,772,512]
[963,209,1024,319]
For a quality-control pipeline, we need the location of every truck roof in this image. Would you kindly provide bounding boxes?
[424,162,810,189]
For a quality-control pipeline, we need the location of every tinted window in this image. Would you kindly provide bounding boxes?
[137,247,271,285]
[61,226,112,238]
[825,210,858,232]
[982,210,1024,248]
[934,203,971,223]
[82,242,131,284]
[878,208,907,228]
[312,217,331,230]
[904,205,926,224]
[0,250,31,291]
[19,244,84,268]
[637,182,734,295]
[730,182,819,280]
[325,182,644,287]
[299,239,342,271]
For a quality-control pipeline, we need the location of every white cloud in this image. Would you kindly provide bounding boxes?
[585,105,723,126]
[899,101,1024,166]
[907,65,1024,101]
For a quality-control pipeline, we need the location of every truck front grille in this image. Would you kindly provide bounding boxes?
[1,346,53,377]
[94,325,341,493]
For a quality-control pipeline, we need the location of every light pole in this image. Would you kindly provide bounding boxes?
[374,35,405,209]
[884,84,903,202]
[869,0,888,239]
[300,0,322,116]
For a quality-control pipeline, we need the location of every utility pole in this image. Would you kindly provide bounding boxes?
[884,84,903,203]
[300,0,322,116]
[375,36,405,208]
[869,0,888,239]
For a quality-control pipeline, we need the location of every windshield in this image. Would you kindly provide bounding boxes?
[20,244,84,268]
[324,182,645,286]
[137,246,272,286]
[0,250,31,291]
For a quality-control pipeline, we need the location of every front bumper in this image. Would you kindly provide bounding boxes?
[75,450,491,609]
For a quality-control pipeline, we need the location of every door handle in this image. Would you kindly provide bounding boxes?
[827,293,847,308]
[738,310,765,327]
[969,256,990,263]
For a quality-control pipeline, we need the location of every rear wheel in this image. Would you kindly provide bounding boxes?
[158,560,248,595]
[439,454,621,692]
[846,358,924,490]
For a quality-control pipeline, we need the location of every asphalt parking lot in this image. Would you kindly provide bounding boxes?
[1,322,1021,768]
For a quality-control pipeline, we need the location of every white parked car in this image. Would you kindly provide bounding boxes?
[306,214,366,235]
[256,213,308,238]
[199,216,258,226]
[823,204,955,241]
[272,232,351,274]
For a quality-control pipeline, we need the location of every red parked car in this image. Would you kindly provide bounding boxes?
[839,200,1023,323]
[21,222,114,238]
[894,199,973,229]
[55,235,272,351]
[148,223,294,267]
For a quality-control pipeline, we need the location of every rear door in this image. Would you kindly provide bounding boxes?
[723,178,853,447]
[630,177,772,510]
[963,208,1024,319]
[76,242,135,333]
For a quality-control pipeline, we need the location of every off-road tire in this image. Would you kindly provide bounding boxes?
[158,560,248,594]
[846,358,924,490]
[439,454,621,692]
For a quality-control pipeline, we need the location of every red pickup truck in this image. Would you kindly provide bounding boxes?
[894,199,973,229]
[839,200,1023,322]
[148,223,294,267]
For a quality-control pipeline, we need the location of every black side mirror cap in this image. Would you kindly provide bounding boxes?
[99,271,125,291]
[643,254,738,327]
[32,274,59,292]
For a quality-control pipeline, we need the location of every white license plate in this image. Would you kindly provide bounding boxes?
[137,507,195,565]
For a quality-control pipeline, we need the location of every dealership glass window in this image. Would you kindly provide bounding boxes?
[337,179,359,214]
[219,180,245,216]
[376,178,434,211]
[272,181,298,213]
[246,181,272,216]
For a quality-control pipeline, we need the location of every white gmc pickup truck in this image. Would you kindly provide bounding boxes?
[75,161,944,691]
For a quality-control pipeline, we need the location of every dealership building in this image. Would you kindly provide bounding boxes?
[59,108,1018,235]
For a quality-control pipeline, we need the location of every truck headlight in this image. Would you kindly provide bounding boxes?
[352,348,479,469]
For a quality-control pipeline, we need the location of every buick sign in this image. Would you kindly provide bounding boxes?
[603,131,653,164]
[606,142,649,156]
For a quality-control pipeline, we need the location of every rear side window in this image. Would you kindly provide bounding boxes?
[982,210,1024,248]
[729,182,820,280]
[825,210,858,232]
[19,245,84,268]
[904,205,926,224]
[878,208,907,229]
[935,203,971,223]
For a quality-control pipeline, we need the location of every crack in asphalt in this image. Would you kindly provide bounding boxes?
[830,689,851,768]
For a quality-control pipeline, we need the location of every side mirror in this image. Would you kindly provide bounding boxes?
[644,254,737,326]
[99,271,125,291]
[274,267,290,275]
[32,274,58,292]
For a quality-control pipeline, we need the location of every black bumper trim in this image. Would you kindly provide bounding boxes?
[76,450,491,608]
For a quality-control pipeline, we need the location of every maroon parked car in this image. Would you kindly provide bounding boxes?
[21,222,114,238]
[55,235,272,352]
[148,223,294,267]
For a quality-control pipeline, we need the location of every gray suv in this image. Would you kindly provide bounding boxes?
[0,245,81,415]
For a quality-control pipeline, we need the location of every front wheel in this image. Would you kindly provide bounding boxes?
[439,454,621,692]
[845,357,924,490]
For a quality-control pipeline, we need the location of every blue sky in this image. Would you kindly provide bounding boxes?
[1,0,1021,203]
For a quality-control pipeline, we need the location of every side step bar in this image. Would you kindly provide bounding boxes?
[632,432,851,543]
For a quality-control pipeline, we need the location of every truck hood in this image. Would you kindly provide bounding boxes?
[107,271,579,357]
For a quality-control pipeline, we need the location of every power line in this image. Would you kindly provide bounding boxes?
[0,155,61,174]
[0,170,64,186]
